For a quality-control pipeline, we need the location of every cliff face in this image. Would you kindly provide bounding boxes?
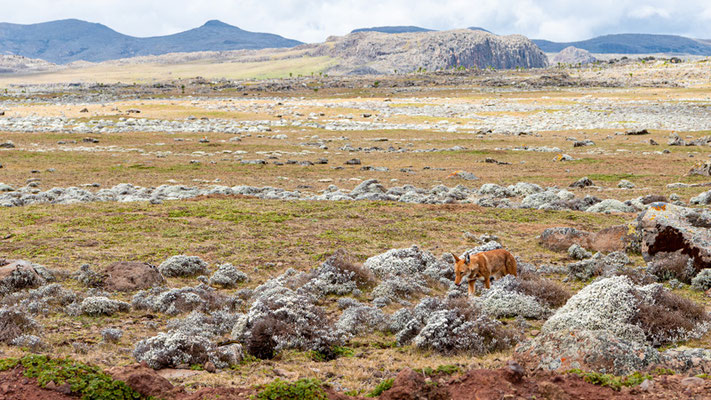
[312,29,548,74]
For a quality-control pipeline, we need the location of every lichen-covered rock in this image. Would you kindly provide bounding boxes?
[158,255,208,278]
[132,284,235,315]
[209,264,248,288]
[639,203,711,279]
[516,329,660,375]
[585,199,635,213]
[521,191,560,209]
[618,180,636,189]
[515,276,710,374]
[569,177,594,188]
[103,261,164,291]
[80,296,130,316]
[0,259,53,294]
[478,183,513,198]
[690,190,711,205]
[688,161,711,177]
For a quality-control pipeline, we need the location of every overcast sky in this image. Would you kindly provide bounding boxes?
[1,0,709,43]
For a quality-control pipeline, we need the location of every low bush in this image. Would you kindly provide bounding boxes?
[632,289,709,346]
[256,378,328,400]
[0,354,143,400]
[518,272,571,308]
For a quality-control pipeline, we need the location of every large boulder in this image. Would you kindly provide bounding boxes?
[103,261,164,291]
[688,161,711,177]
[0,259,52,294]
[515,276,710,374]
[639,203,711,280]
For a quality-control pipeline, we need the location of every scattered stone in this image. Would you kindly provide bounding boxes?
[449,171,479,180]
[626,129,650,135]
[570,177,594,188]
[688,161,711,177]
[618,179,635,189]
[345,158,361,165]
[0,140,15,148]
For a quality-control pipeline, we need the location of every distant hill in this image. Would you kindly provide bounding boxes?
[0,19,302,64]
[534,34,711,55]
[351,26,433,34]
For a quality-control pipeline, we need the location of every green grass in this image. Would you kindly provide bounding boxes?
[366,378,394,397]
[0,355,145,400]
[567,369,652,391]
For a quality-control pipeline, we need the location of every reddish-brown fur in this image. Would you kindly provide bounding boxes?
[452,249,517,296]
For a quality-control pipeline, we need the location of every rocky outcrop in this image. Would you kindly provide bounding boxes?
[639,203,711,279]
[313,29,548,74]
[552,46,597,65]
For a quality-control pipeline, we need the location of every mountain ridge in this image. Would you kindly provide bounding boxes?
[0,19,302,64]
[533,33,711,55]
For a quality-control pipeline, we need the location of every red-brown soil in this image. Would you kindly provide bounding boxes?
[4,363,711,400]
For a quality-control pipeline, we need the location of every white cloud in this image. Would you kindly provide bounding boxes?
[0,0,709,42]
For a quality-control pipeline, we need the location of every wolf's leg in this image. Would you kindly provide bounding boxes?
[468,280,474,296]
[484,275,490,289]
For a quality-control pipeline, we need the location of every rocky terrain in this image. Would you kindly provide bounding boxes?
[552,46,597,65]
[0,55,59,74]
[312,29,548,74]
[0,60,710,399]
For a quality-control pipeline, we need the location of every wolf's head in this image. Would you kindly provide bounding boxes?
[452,253,480,286]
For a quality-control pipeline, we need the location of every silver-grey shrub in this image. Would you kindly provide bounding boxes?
[158,255,208,278]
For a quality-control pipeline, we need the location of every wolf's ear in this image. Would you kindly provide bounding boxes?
[452,253,461,263]
[465,254,471,264]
